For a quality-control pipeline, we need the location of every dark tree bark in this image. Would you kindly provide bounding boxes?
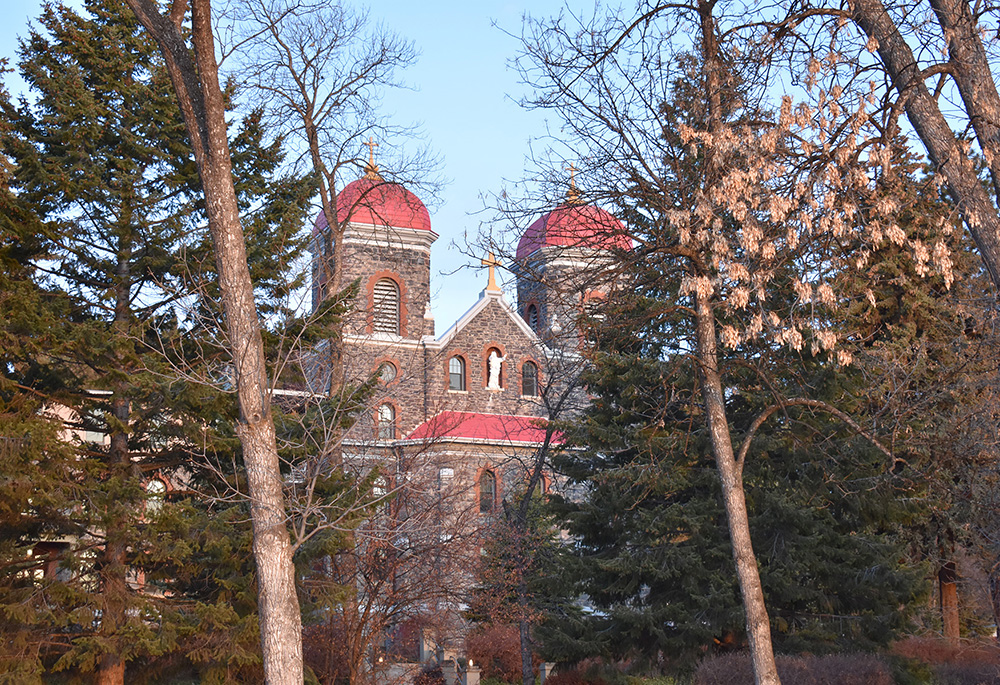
[519,610,533,685]
[96,241,134,685]
[989,561,1000,643]
[939,560,960,643]
[120,0,303,682]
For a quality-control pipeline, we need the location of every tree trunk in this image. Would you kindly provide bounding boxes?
[519,602,533,685]
[989,560,1000,643]
[851,0,1000,291]
[310,129,345,399]
[695,2,780,683]
[122,1,303,682]
[95,658,125,685]
[96,529,127,685]
[926,0,1000,203]
[693,290,781,685]
[96,240,135,685]
[939,561,960,643]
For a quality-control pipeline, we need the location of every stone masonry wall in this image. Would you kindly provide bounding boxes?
[339,239,432,340]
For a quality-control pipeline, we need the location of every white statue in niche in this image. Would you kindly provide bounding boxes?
[487,350,506,390]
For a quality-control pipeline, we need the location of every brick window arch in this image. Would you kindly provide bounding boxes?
[375,358,400,385]
[145,478,166,514]
[483,343,507,389]
[376,403,397,441]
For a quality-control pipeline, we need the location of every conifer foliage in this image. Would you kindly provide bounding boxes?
[513,3,962,681]
[0,0,313,681]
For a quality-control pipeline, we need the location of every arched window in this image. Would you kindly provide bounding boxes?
[373,475,388,500]
[146,479,166,514]
[479,470,496,513]
[438,467,455,489]
[525,304,539,331]
[448,356,466,391]
[376,404,396,441]
[373,278,400,335]
[522,361,539,397]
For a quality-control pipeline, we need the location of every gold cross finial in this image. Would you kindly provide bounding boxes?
[363,136,382,180]
[565,162,582,203]
[481,252,502,293]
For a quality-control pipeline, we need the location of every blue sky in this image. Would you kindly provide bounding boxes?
[2,0,585,328]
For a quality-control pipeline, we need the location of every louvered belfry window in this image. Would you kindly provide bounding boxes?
[373,278,400,335]
[526,304,539,331]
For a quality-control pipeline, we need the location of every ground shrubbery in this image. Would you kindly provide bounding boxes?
[893,637,1000,685]
[693,653,894,685]
[444,635,1000,685]
[543,670,607,685]
[414,665,447,685]
[692,642,1000,685]
[303,620,351,685]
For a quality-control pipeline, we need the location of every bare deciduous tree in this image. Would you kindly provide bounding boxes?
[756,0,1000,290]
[227,0,439,394]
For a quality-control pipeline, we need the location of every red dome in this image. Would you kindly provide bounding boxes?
[516,202,630,260]
[314,177,432,233]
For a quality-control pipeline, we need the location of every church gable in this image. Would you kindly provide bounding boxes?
[432,291,547,416]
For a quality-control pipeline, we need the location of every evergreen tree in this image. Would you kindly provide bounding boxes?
[542,306,927,669]
[838,151,1000,640]
[0,114,83,682]
[532,56,945,671]
[0,0,313,680]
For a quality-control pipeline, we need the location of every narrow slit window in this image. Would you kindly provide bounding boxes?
[479,470,496,513]
[522,361,538,397]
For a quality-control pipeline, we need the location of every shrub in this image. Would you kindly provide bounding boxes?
[414,666,447,685]
[893,636,1000,667]
[481,678,512,685]
[693,653,893,685]
[303,619,350,685]
[892,637,1000,685]
[544,670,607,685]
[626,678,679,685]
[468,624,537,684]
[933,662,1000,685]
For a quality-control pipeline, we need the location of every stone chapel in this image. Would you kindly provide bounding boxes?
[310,153,629,512]
[307,153,629,662]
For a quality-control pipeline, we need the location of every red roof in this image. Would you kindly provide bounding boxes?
[516,202,630,260]
[315,177,432,233]
[406,411,561,445]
